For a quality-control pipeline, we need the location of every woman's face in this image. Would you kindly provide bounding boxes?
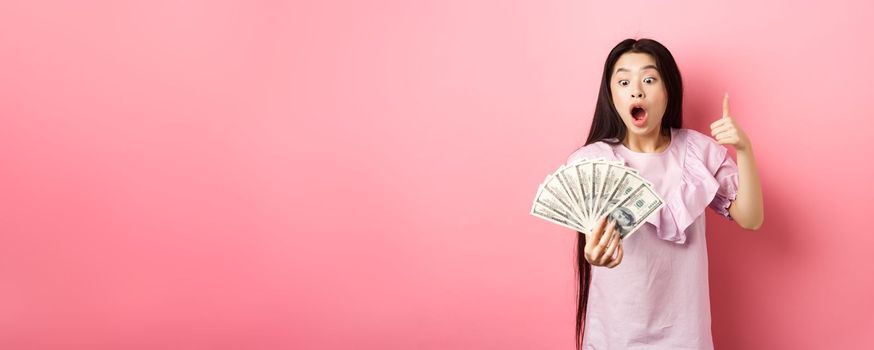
[610,52,668,138]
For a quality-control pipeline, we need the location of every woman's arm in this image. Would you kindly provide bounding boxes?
[711,93,764,230]
[728,147,764,230]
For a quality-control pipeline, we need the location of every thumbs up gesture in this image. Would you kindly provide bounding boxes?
[710,93,752,152]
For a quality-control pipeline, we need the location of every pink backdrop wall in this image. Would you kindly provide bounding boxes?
[1,1,872,349]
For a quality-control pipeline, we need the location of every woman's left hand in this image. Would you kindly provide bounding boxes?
[710,93,752,152]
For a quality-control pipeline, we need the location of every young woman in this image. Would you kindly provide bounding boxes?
[567,38,764,349]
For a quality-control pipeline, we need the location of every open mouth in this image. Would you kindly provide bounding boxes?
[630,106,647,121]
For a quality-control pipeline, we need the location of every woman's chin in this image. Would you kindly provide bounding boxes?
[623,121,659,135]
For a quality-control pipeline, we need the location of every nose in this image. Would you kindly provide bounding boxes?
[630,83,645,99]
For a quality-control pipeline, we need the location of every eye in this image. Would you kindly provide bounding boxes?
[644,77,656,84]
[618,80,629,87]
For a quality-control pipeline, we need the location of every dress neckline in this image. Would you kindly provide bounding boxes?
[617,128,677,157]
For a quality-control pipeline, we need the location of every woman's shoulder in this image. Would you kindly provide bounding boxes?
[676,128,730,174]
[678,128,718,146]
[565,139,618,164]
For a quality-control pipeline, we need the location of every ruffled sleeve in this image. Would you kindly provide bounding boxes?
[686,129,739,220]
[707,148,740,220]
[641,129,738,244]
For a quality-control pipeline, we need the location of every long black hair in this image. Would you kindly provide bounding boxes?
[575,38,684,350]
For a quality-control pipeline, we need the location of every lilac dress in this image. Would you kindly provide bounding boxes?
[566,128,740,349]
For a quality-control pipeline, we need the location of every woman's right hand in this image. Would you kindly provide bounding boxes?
[584,216,624,268]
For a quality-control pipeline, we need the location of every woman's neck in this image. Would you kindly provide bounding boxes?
[622,129,672,153]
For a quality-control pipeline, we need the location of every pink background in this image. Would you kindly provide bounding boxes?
[1,1,872,349]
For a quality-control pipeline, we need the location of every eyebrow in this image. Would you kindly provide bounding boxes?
[615,65,659,74]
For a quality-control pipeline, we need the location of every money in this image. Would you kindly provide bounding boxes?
[529,158,665,239]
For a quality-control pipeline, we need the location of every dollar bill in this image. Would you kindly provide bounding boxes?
[574,161,593,223]
[530,201,587,233]
[596,167,643,219]
[590,162,608,218]
[603,184,665,239]
[595,164,623,218]
[538,175,587,227]
[556,164,587,224]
